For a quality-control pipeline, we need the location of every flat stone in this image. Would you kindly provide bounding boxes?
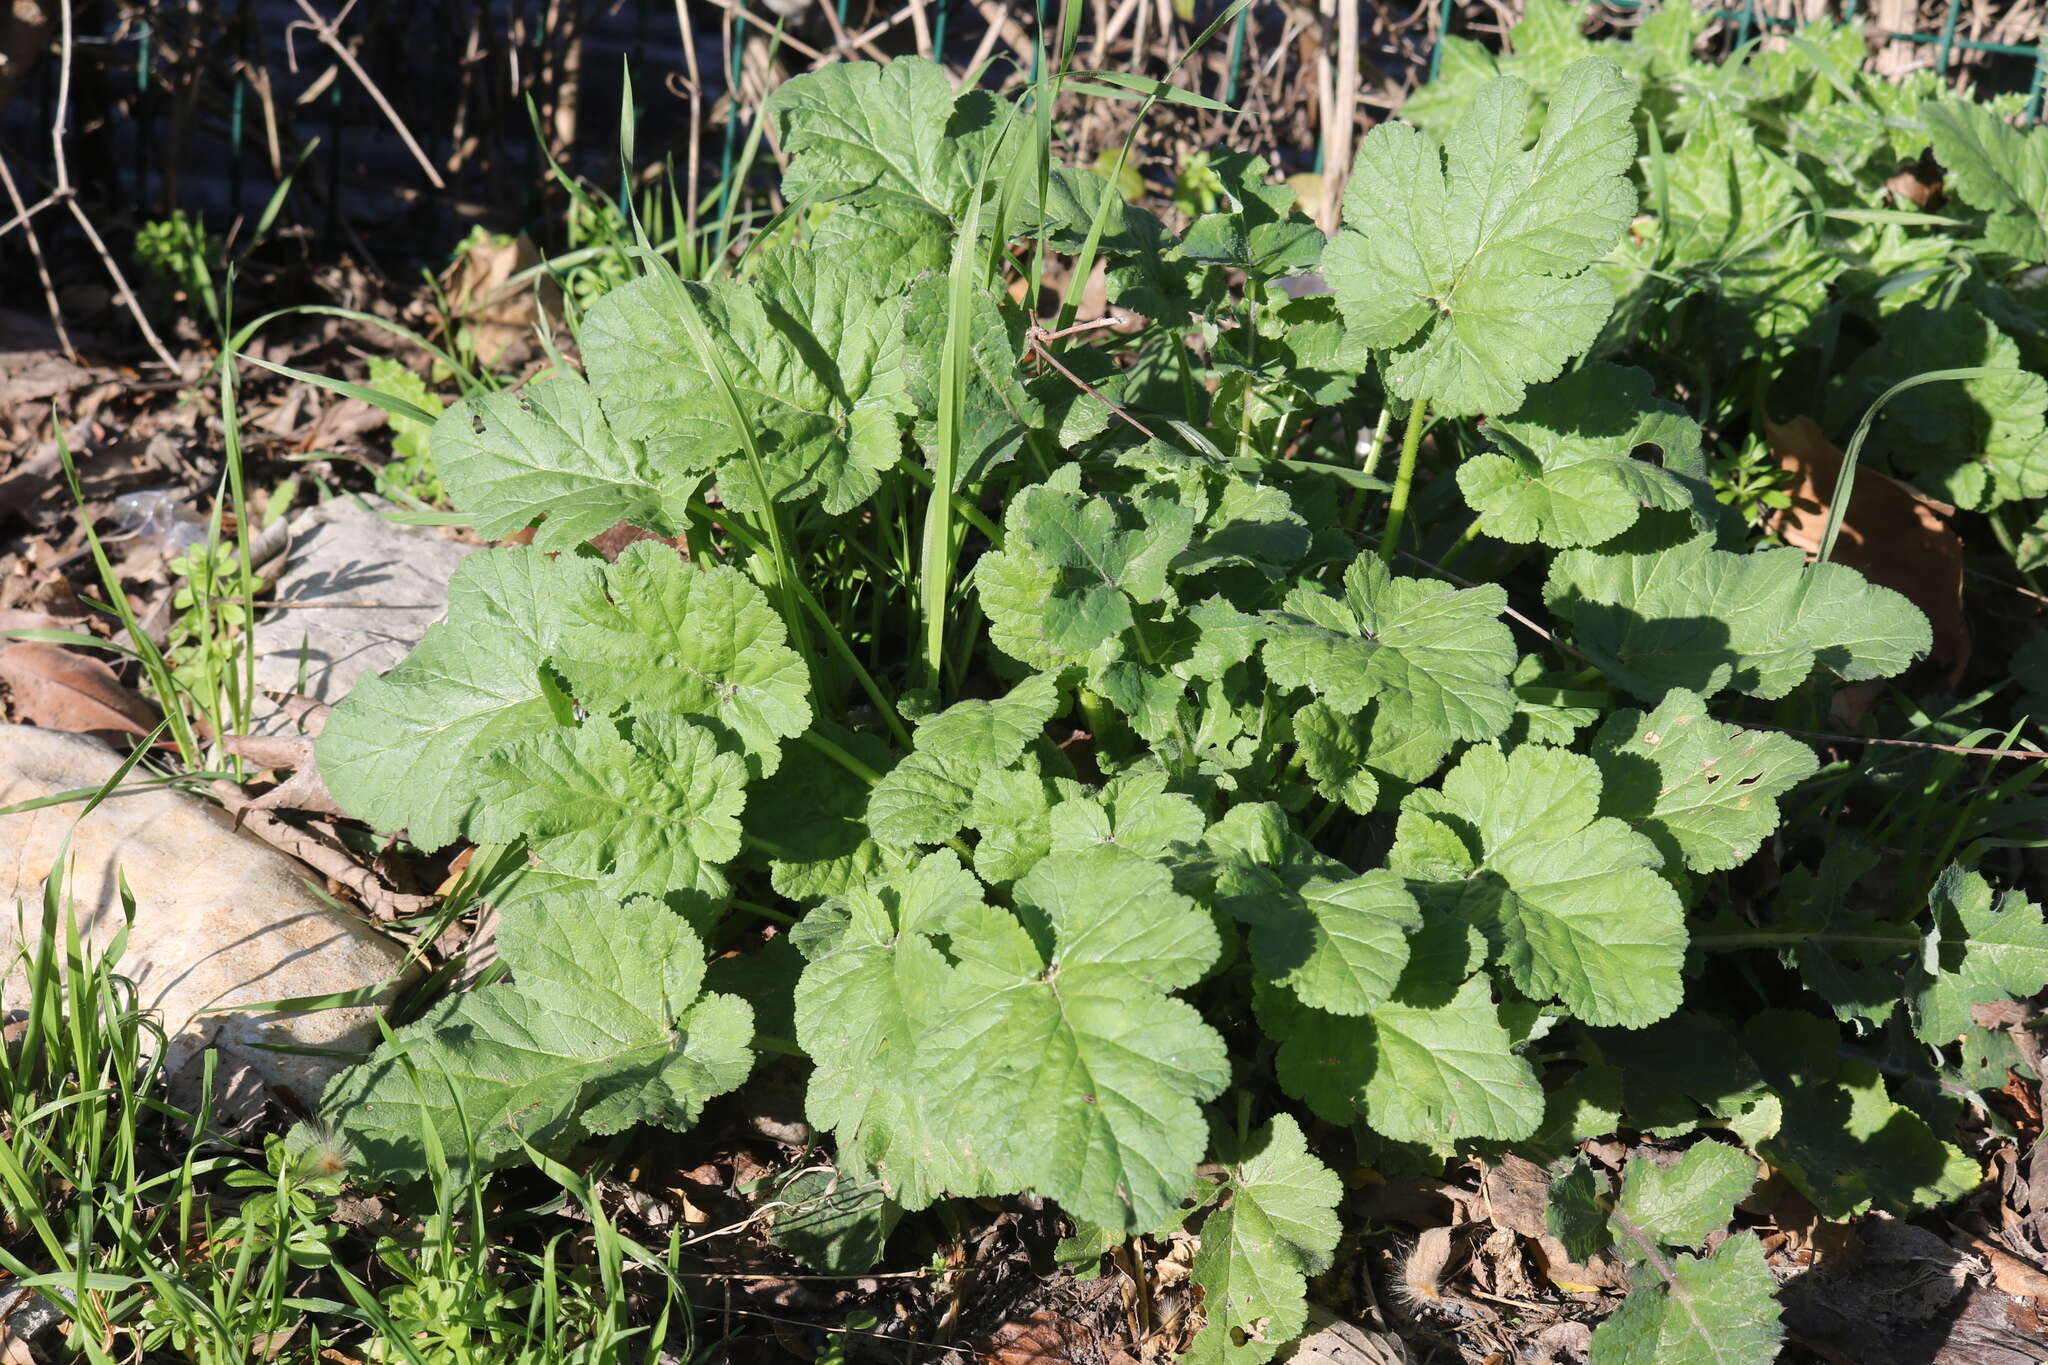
[251,496,473,710]
[0,724,413,1110]
[0,1285,65,1363]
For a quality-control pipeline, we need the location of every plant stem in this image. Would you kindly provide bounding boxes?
[898,460,1005,545]
[683,500,913,749]
[800,729,885,787]
[1358,403,1396,481]
[1434,513,1485,575]
[1377,397,1429,566]
[918,172,992,693]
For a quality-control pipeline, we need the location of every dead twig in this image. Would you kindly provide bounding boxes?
[44,1,179,370]
[1776,730,2048,762]
[1323,0,1362,233]
[0,153,75,360]
[700,0,829,63]
[285,0,448,189]
[1024,315,1156,438]
[212,779,439,920]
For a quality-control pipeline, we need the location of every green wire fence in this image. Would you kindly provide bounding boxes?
[2,0,2042,271]
[1429,0,2048,120]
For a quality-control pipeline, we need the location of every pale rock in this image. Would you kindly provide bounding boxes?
[0,724,412,1110]
[250,496,473,722]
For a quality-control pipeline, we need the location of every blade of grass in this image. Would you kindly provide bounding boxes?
[1820,366,2010,564]
[49,431,201,762]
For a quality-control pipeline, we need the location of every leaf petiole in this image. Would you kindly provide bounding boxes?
[800,729,886,787]
[1377,397,1429,566]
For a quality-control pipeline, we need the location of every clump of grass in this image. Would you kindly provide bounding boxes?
[0,782,692,1364]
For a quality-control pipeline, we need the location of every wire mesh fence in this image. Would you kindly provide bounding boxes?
[0,0,2041,283]
[1432,0,2047,114]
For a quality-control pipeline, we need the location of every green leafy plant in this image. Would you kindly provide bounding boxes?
[367,355,449,505]
[164,539,253,721]
[135,210,224,323]
[304,43,2048,1360]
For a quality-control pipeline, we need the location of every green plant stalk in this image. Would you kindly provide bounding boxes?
[635,253,816,676]
[898,459,1005,544]
[1377,397,1429,566]
[713,20,787,271]
[1819,366,2007,563]
[50,432,202,763]
[918,151,999,694]
[1988,504,2048,600]
[1052,0,1260,335]
[800,729,885,786]
[220,368,259,758]
[680,500,911,749]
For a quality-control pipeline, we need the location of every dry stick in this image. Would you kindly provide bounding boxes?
[210,780,439,919]
[539,0,586,164]
[445,10,485,177]
[0,185,64,238]
[1314,0,1337,219]
[1379,538,1572,654]
[1025,318,1156,438]
[286,0,447,188]
[1154,0,1181,64]
[968,0,1039,67]
[1102,0,1145,53]
[906,0,933,62]
[59,200,180,370]
[701,0,829,62]
[962,3,1010,79]
[0,153,75,360]
[1777,730,2047,762]
[845,2,929,53]
[261,599,443,609]
[676,1268,935,1281]
[1323,0,1361,234]
[817,0,893,64]
[49,1,178,371]
[245,64,285,180]
[1966,565,2048,606]
[672,0,703,251]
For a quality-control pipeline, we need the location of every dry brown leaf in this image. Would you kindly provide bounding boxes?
[977,1310,1100,1364]
[1288,1307,1411,1365]
[224,733,314,770]
[0,641,158,736]
[0,607,75,635]
[221,734,344,816]
[440,232,564,368]
[1480,1155,1552,1241]
[1962,1234,2048,1300]
[1764,415,1968,681]
[1529,1233,1630,1294]
[1886,167,1942,208]
[242,765,344,817]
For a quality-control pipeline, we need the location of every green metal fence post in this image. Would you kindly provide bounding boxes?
[2028,23,2047,122]
[1933,0,1963,81]
[1224,3,1251,105]
[135,22,153,206]
[229,0,248,222]
[1430,0,1457,78]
